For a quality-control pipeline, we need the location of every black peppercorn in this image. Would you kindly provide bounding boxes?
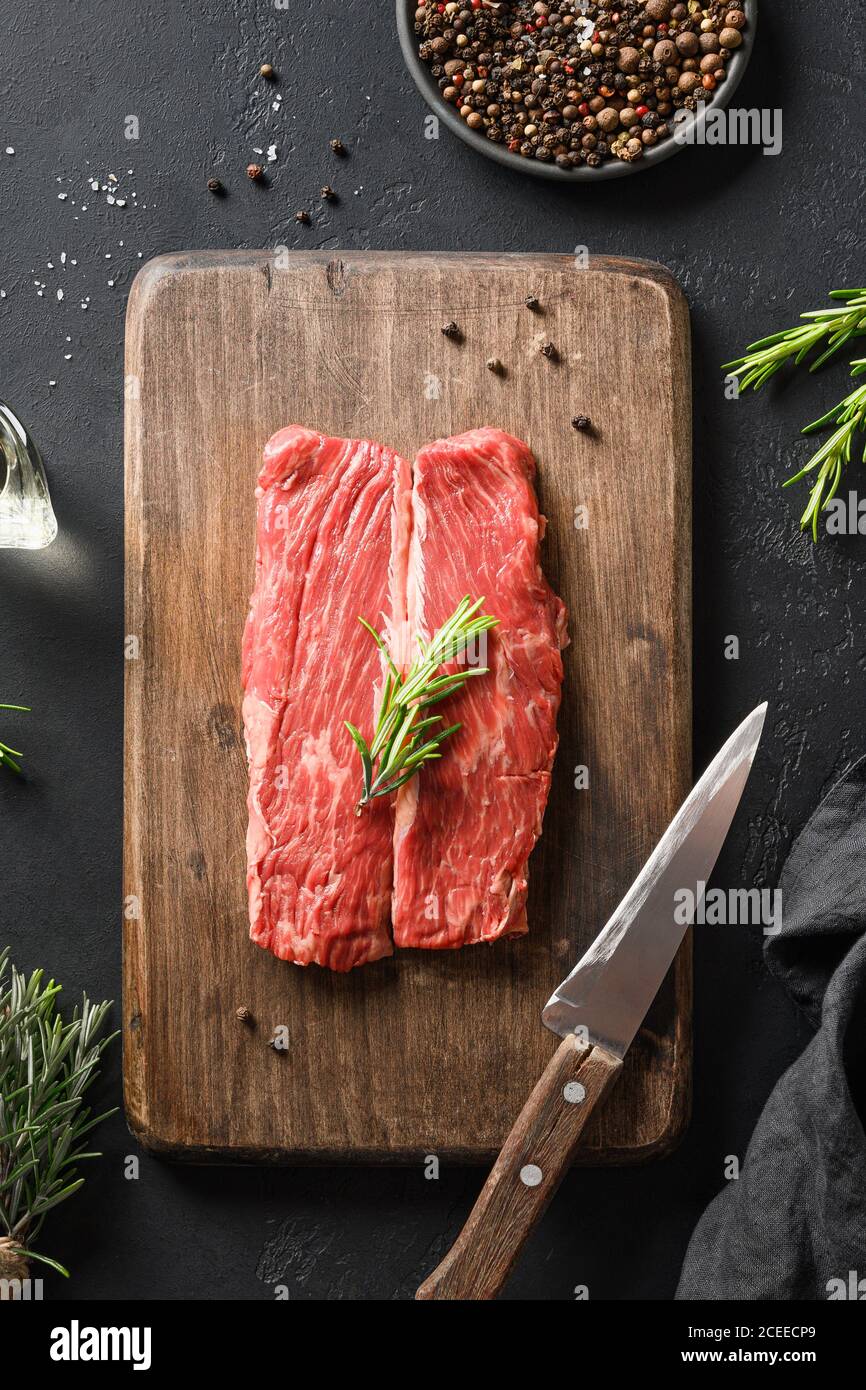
[442,321,461,339]
[207,177,224,194]
[572,415,592,431]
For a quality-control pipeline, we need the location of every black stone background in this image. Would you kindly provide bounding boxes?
[0,0,863,1301]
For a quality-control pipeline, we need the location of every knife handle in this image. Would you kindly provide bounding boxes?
[416,1034,622,1301]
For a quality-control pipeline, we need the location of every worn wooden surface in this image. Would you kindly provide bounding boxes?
[417,1037,623,1299]
[124,251,692,1163]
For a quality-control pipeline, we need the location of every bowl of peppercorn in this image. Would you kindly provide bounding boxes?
[398,0,756,180]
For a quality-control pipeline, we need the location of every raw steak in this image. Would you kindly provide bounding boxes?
[392,428,567,950]
[242,426,412,971]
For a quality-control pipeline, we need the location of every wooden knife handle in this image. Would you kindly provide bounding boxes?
[416,1034,623,1301]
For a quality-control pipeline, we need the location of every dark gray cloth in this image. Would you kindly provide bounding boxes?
[677,757,866,1300]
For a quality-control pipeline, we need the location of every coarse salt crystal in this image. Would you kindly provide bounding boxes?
[5,147,13,155]
[57,288,63,300]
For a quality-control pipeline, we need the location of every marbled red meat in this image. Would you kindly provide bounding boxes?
[242,426,411,971]
[392,429,567,949]
[243,425,566,970]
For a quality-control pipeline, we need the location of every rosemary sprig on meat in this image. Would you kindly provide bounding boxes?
[346,596,499,812]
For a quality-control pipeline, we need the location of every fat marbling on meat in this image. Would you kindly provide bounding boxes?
[242,426,411,971]
[392,428,568,949]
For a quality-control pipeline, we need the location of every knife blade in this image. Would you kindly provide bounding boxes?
[542,700,767,1055]
[416,703,767,1301]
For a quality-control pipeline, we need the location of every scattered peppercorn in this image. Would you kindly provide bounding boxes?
[486,357,504,374]
[207,177,224,195]
[442,320,461,339]
[246,163,264,181]
[329,138,346,155]
[236,1006,253,1023]
[525,294,540,310]
[320,184,337,200]
[413,0,749,171]
[540,341,558,360]
[260,63,275,79]
[295,209,311,224]
[572,415,593,431]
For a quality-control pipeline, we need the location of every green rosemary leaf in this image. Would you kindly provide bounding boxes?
[344,722,373,803]
[357,618,401,682]
[20,1247,70,1277]
[403,724,463,765]
[344,721,371,759]
[368,767,428,799]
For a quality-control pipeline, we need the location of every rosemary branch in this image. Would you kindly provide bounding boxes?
[346,595,499,811]
[722,289,866,390]
[723,289,866,539]
[0,948,117,1278]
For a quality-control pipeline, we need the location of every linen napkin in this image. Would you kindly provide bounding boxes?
[677,756,866,1300]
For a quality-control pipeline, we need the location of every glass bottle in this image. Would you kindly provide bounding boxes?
[0,402,58,549]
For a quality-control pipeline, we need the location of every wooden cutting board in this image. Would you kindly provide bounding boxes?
[124,251,691,1163]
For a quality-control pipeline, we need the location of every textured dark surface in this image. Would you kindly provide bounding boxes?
[0,0,862,1300]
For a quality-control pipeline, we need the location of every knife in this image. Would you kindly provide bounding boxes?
[416,703,767,1301]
